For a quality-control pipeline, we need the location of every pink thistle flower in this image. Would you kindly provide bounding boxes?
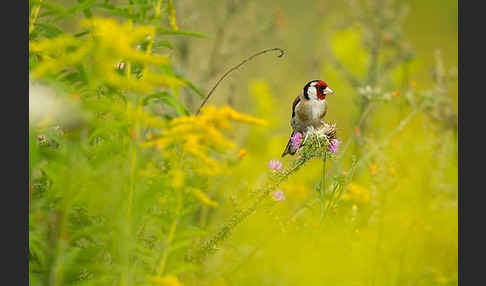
[272,190,286,201]
[291,132,303,149]
[268,159,283,172]
[328,139,342,154]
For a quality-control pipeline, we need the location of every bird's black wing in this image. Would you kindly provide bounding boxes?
[291,95,301,118]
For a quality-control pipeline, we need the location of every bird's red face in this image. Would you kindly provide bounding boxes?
[304,80,334,100]
[314,81,333,100]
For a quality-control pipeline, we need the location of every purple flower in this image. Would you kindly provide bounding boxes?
[272,190,286,201]
[328,139,342,154]
[291,132,303,149]
[268,159,283,172]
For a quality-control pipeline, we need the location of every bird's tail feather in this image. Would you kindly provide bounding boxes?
[282,132,296,157]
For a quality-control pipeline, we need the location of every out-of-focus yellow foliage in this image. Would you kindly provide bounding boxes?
[189,187,219,208]
[170,168,185,189]
[143,105,266,175]
[331,27,369,77]
[237,149,247,159]
[281,181,311,198]
[341,183,371,205]
[250,80,276,124]
[138,162,162,179]
[125,102,166,128]
[29,18,183,93]
[150,275,184,286]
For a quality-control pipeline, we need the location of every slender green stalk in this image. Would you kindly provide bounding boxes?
[156,190,183,275]
[155,0,163,18]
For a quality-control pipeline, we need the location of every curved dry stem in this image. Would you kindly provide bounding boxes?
[195,48,285,115]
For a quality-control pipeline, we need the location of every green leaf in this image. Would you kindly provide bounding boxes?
[35,23,63,38]
[156,28,209,38]
[142,91,170,106]
[52,0,98,22]
[38,1,67,15]
[174,74,205,99]
[152,41,173,49]
[96,3,140,20]
[74,30,91,38]
[143,92,189,116]
[77,0,93,18]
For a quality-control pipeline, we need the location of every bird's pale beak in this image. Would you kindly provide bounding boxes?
[324,87,334,95]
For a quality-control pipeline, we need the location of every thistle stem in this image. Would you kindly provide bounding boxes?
[319,152,327,223]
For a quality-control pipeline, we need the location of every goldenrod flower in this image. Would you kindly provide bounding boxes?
[30,18,182,93]
[143,105,265,175]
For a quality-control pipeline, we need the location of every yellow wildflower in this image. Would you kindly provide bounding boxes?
[30,18,180,93]
[143,106,265,175]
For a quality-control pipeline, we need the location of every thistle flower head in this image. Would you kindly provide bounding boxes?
[268,159,283,172]
[272,190,286,201]
[291,132,303,149]
[328,139,342,154]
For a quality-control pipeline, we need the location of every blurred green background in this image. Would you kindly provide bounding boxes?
[174,1,458,283]
[29,0,457,285]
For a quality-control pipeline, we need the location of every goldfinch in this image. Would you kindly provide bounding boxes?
[282,80,334,156]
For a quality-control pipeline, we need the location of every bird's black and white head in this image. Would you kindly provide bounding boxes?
[303,80,334,100]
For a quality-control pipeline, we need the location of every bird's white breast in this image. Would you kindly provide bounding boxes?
[310,99,325,120]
